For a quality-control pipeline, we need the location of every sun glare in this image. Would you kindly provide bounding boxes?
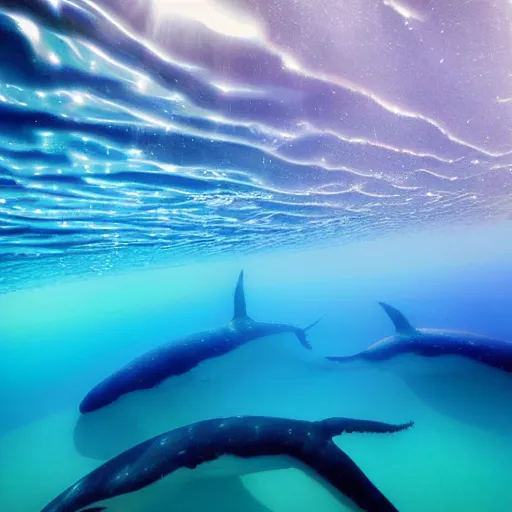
[147,0,264,40]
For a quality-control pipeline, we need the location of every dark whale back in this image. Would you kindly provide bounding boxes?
[44,415,414,512]
[80,271,323,413]
[327,302,512,374]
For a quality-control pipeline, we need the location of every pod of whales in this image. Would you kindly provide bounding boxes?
[80,270,324,414]
[42,415,414,512]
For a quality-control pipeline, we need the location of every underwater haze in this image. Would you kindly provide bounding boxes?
[1,0,512,511]
[2,224,512,511]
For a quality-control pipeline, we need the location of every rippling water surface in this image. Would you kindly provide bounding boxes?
[1,0,511,291]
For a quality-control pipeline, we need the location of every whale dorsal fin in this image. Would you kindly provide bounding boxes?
[233,270,248,320]
[378,302,417,334]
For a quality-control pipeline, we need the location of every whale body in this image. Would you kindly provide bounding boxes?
[80,270,323,414]
[327,302,512,433]
[43,415,414,512]
[328,302,512,373]
[74,270,325,460]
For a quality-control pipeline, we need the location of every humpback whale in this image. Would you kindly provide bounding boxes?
[43,415,414,512]
[80,271,323,414]
[327,302,512,432]
[327,301,512,373]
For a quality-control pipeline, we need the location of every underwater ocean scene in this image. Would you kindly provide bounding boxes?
[1,0,512,511]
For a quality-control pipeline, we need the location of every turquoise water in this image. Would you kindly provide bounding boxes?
[2,225,512,510]
[1,0,512,510]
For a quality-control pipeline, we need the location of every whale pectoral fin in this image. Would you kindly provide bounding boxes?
[81,508,107,512]
[378,302,417,334]
[284,417,412,510]
[233,270,248,320]
[300,442,399,511]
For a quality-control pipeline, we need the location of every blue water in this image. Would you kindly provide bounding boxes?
[2,223,512,510]
[1,0,512,511]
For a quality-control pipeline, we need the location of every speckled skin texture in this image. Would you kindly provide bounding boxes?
[327,302,512,373]
[41,415,413,512]
[80,271,321,414]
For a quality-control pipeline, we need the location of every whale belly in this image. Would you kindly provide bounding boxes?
[379,353,512,434]
[81,455,293,512]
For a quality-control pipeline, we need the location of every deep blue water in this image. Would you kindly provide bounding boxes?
[1,224,512,511]
[2,223,512,437]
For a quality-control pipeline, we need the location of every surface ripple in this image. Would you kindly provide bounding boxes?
[0,0,511,291]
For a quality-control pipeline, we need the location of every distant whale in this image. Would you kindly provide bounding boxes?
[327,301,512,372]
[43,415,414,512]
[327,302,512,433]
[80,270,324,414]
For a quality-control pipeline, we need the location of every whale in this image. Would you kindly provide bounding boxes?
[327,302,512,433]
[74,270,325,460]
[327,302,512,372]
[79,270,323,414]
[43,415,414,512]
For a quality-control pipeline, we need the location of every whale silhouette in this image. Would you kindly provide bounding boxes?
[44,415,414,512]
[74,270,325,460]
[80,270,323,414]
[327,301,512,433]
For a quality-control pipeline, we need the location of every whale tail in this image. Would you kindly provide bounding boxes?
[304,314,326,334]
[232,270,325,349]
[295,313,327,349]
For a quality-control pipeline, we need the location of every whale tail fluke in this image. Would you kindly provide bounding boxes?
[231,270,325,350]
[304,313,327,334]
[295,313,327,349]
[317,417,414,438]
